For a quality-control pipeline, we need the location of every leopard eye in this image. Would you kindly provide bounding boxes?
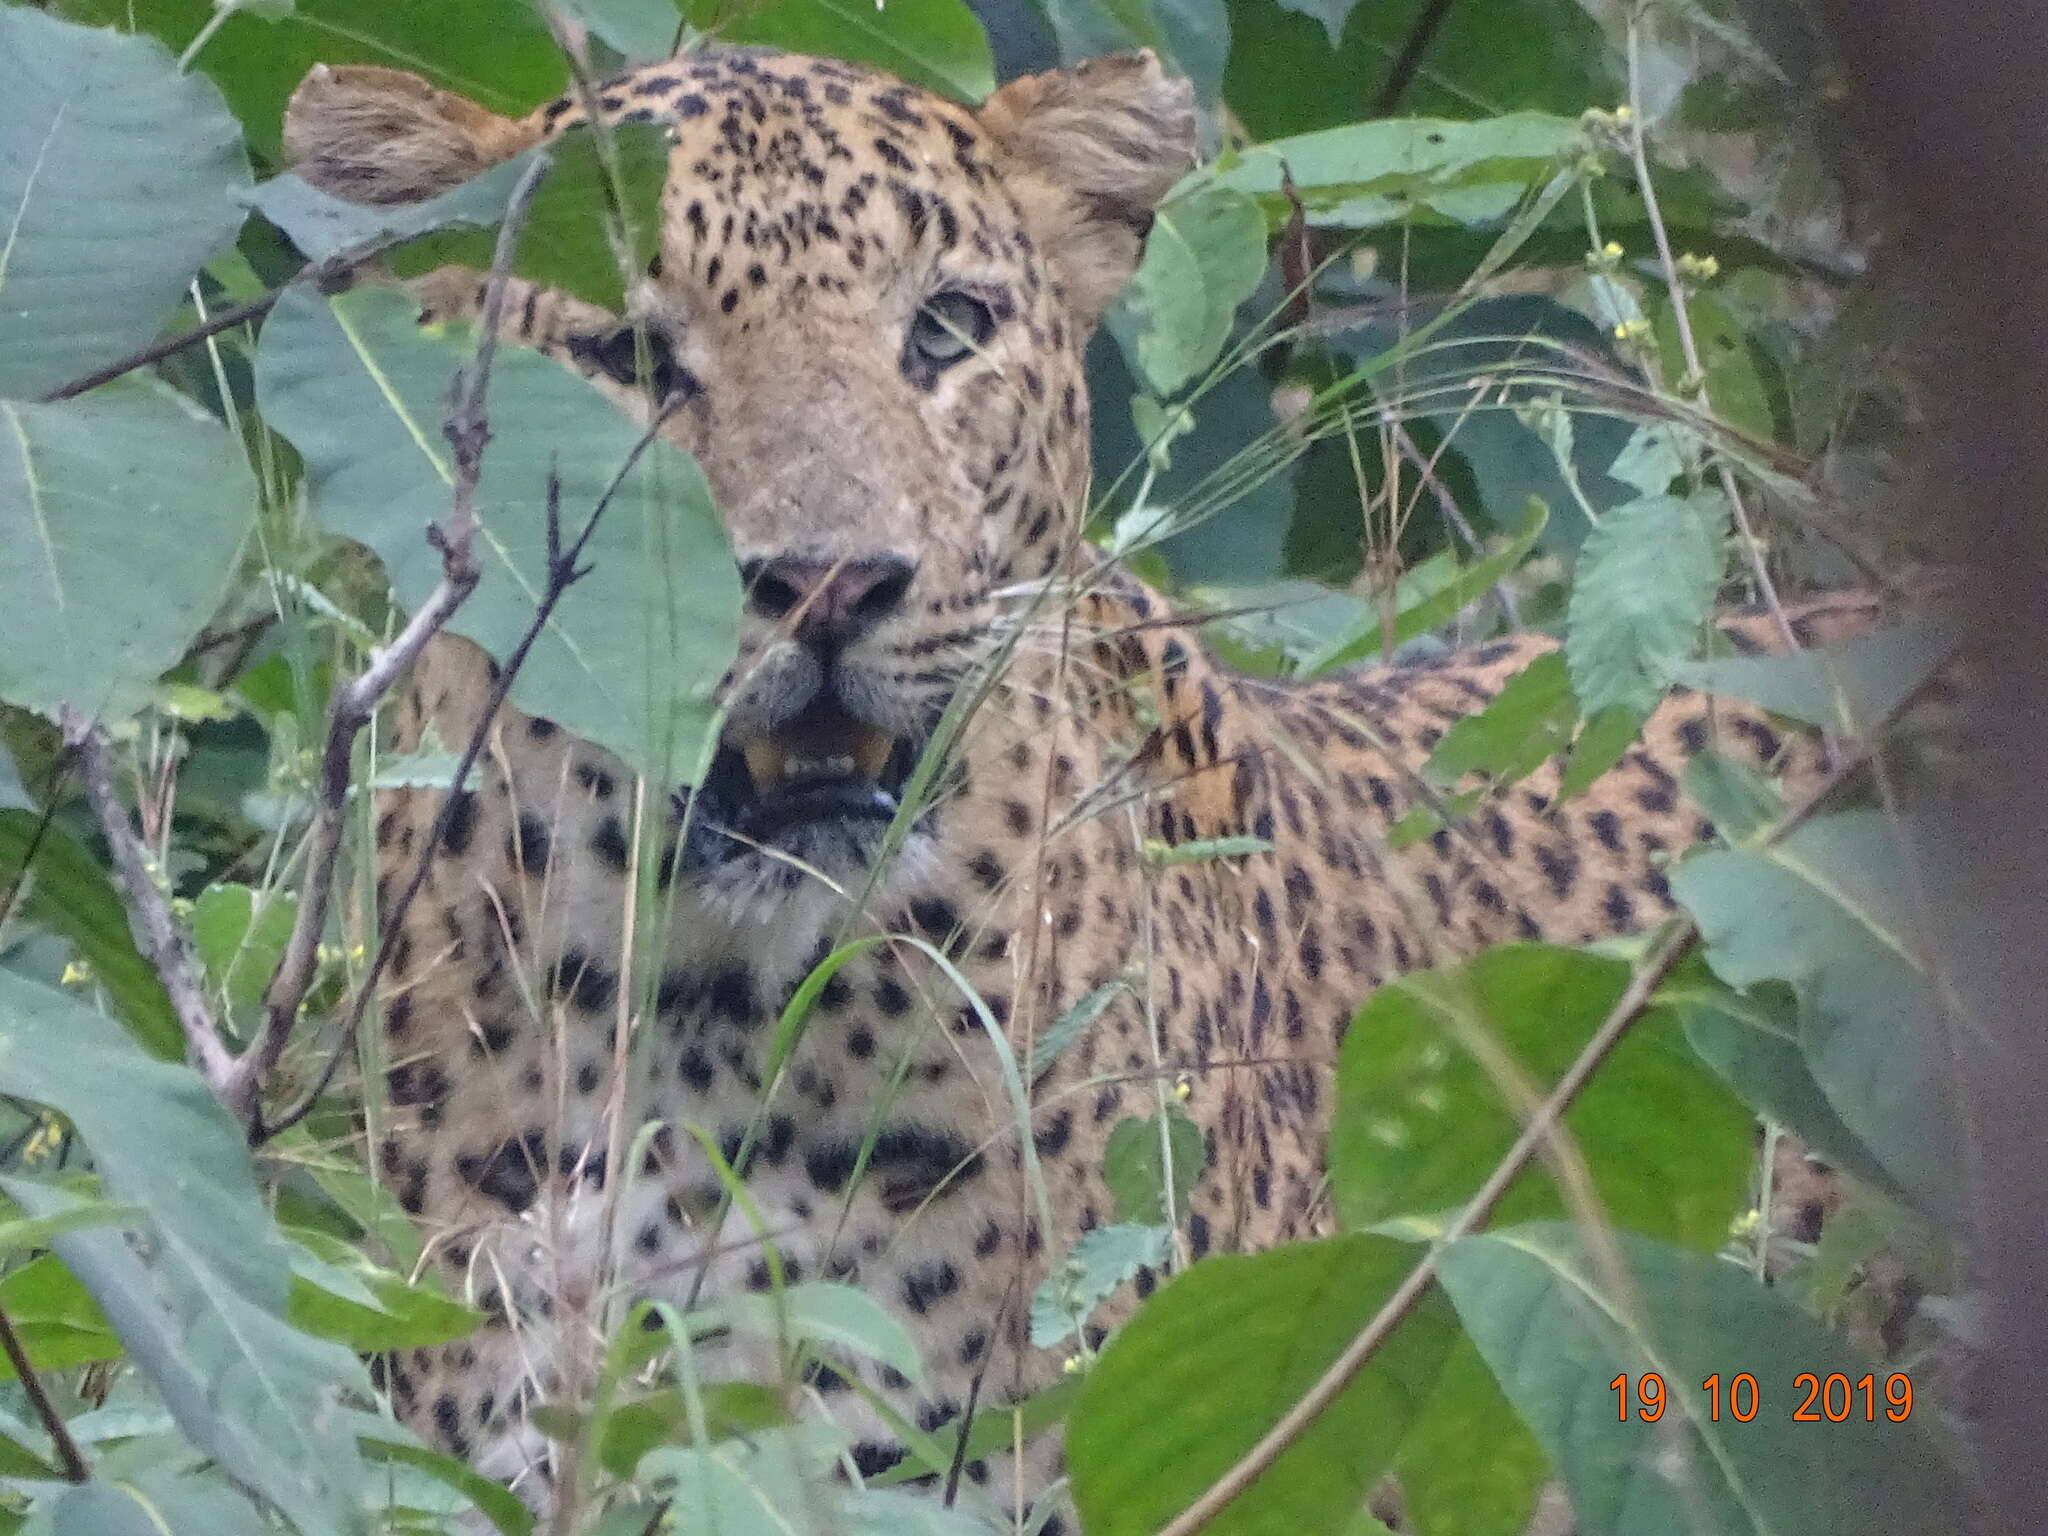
[906,291,996,372]
[567,322,697,405]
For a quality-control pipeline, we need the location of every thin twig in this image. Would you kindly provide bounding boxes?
[234,153,554,1130]
[35,231,416,407]
[61,712,237,1092]
[1621,13,1797,652]
[0,1299,89,1482]
[1371,0,1461,116]
[260,414,670,1143]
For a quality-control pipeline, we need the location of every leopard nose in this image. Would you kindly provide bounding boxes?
[739,553,918,649]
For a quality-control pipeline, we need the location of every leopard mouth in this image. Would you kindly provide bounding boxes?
[698,700,918,845]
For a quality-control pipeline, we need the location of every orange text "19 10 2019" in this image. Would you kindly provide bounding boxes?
[1610,1372,1915,1423]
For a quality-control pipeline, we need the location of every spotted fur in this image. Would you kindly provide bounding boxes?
[285,47,1876,1517]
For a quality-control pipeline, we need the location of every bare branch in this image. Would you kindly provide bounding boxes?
[61,711,237,1093]
[232,152,554,1128]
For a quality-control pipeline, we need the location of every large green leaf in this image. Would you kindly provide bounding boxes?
[0,973,368,1536]
[256,285,740,783]
[53,1473,274,1536]
[1440,1223,1959,1536]
[1068,1234,1454,1536]
[1199,113,1583,228]
[1657,965,1910,1206]
[1393,1336,1548,1536]
[1331,945,1751,1249]
[1669,618,1956,734]
[0,389,256,723]
[1565,490,1728,717]
[0,811,181,1059]
[0,8,250,400]
[1671,811,1957,1212]
[694,0,996,101]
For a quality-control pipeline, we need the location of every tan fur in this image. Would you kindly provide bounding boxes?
[283,48,1874,1523]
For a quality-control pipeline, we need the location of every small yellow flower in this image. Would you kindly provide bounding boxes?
[1062,1355,1085,1376]
[61,960,93,987]
[1603,240,1623,259]
[1613,104,1634,124]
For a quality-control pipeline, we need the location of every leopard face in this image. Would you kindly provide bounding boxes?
[289,48,1194,919]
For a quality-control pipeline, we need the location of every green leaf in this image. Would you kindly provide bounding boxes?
[53,1474,274,1536]
[1671,812,1956,1210]
[192,883,298,1021]
[1394,1337,1548,1536]
[0,390,256,723]
[1440,1222,1960,1536]
[1201,113,1584,229]
[1145,834,1275,865]
[1121,187,1269,395]
[388,124,672,314]
[1425,650,1576,787]
[1679,749,1780,844]
[712,1281,923,1384]
[1653,290,1774,441]
[535,1382,787,1480]
[552,0,684,60]
[1306,499,1548,673]
[0,1253,122,1378]
[1068,1233,1455,1536]
[1657,968,1909,1206]
[1565,491,1727,716]
[257,285,740,784]
[0,971,369,1536]
[0,811,181,1059]
[1554,702,1644,802]
[1103,1109,1206,1225]
[0,8,250,399]
[1030,980,1127,1081]
[358,1421,536,1536]
[1031,1222,1173,1348]
[696,0,996,101]
[247,156,541,263]
[1669,617,1956,734]
[285,1226,484,1352]
[1331,945,1751,1248]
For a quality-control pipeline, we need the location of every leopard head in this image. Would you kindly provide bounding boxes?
[285,47,1195,907]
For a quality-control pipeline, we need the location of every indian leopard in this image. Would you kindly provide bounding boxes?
[280,43,1877,1521]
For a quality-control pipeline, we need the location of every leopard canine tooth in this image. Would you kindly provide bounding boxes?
[742,739,787,791]
[851,726,894,780]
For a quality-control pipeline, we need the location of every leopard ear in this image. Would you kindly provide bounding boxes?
[284,65,541,206]
[978,50,1197,327]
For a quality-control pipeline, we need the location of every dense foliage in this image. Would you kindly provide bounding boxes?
[0,0,1981,1533]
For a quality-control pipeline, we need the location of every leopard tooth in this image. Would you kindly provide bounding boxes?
[851,728,894,780]
[742,739,786,791]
